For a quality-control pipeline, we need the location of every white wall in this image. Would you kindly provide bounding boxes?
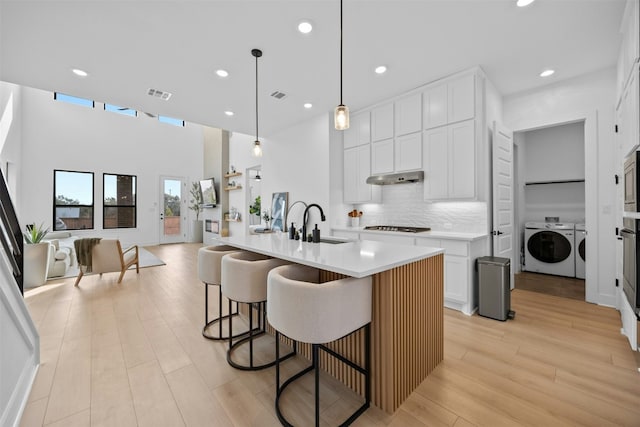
[0,82,23,205]
[503,67,617,306]
[519,122,586,224]
[228,113,332,237]
[19,86,204,246]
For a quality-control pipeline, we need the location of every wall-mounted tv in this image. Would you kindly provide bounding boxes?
[199,178,218,207]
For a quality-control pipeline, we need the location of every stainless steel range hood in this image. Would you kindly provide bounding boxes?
[366,171,424,185]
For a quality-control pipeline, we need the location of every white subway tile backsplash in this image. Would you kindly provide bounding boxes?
[354,182,488,233]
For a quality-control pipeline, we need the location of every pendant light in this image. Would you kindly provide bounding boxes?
[252,48,263,157]
[334,0,349,130]
[255,172,261,181]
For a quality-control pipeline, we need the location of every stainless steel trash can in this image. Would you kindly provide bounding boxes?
[477,256,514,321]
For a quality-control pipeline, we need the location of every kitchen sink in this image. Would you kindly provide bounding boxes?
[319,238,349,244]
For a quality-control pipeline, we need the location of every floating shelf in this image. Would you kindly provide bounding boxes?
[525,179,585,186]
[224,185,242,191]
[224,172,243,178]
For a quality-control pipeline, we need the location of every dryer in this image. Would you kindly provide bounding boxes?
[524,222,575,277]
[575,223,586,279]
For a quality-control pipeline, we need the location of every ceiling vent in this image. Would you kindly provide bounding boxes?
[147,88,172,100]
[270,91,287,100]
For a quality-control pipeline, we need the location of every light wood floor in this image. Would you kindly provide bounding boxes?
[515,271,585,301]
[20,243,640,427]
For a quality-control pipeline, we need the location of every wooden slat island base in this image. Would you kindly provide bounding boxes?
[218,234,444,414]
[315,254,444,413]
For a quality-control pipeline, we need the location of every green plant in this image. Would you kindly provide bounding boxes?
[24,223,49,244]
[189,181,203,221]
[262,210,272,225]
[249,196,261,217]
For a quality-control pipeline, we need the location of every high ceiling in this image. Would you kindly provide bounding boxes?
[0,0,626,137]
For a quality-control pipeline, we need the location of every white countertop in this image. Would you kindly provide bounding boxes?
[216,233,443,278]
[332,226,488,241]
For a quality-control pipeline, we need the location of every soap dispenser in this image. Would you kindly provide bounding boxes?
[289,222,296,239]
[312,224,321,243]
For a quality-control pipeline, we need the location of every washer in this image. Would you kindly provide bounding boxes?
[524,222,575,277]
[574,223,586,279]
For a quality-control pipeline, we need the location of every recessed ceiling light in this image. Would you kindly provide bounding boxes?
[71,68,88,77]
[516,0,535,7]
[224,111,234,116]
[540,69,555,77]
[298,21,313,34]
[375,65,387,74]
[304,103,313,109]
[216,69,229,78]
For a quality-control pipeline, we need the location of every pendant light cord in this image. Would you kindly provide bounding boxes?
[255,53,259,140]
[340,0,343,105]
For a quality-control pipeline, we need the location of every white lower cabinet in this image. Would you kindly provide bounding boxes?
[416,236,488,315]
[332,230,489,315]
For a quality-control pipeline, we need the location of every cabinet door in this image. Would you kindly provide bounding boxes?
[395,132,422,172]
[448,120,475,199]
[343,147,359,202]
[371,103,394,141]
[395,93,422,136]
[423,127,448,200]
[344,112,370,149]
[356,145,372,202]
[448,74,475,124]
[423,84,447,130]
[371,139,394,174]
[445,255,469,303]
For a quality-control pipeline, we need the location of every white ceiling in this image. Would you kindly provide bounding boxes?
[0,0,626,137]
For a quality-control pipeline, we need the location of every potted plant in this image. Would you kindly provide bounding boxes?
[189,181,203,243]
[23,223,51,288]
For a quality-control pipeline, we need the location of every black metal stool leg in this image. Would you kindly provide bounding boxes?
[202,283,247,341]
[313,344,320,427]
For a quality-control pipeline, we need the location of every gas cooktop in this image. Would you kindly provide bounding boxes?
[363,225,431,233]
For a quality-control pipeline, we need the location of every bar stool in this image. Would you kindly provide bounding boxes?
[221,251,293,371]
[197,245,248,341]
[267,264,372,427]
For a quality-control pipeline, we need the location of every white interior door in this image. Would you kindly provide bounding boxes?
[492,121,515,289]
[159,176,186,244]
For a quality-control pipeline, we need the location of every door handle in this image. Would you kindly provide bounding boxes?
[492,230,504,236]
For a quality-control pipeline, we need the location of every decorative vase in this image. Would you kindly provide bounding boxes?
[191,219,203,243]
[24,242,50,288]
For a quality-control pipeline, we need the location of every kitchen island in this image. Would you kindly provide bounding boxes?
[216,233,444,413]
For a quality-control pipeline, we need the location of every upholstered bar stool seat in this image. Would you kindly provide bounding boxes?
[197,245,248,340]
[221,251,293,371]
[267,264,372,427]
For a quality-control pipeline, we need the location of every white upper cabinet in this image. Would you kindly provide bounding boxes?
[395,132,422,172]
[371,103,394,141]
[449,120,475,199]
[423,73,475,129]
[448,74,475,124]
[618,0,639,96]
[395,93,422,136]
[344,144,380,203]
[371,138,395,174]
[344,111,371,149]
[424,119,475,200]
[423,84,448,130]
